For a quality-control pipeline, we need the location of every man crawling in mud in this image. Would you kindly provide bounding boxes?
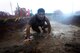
[25,8,51,39]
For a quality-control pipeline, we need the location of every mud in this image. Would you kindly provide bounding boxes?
[0,21,80,53]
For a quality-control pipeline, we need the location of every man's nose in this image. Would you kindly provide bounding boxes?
[40,15,44,17]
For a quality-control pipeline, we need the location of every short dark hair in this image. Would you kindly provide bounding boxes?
[37,8,45,13]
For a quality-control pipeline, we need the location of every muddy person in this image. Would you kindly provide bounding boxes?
[25,8,51,40]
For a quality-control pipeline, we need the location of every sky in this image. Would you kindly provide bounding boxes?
[0,0,80,14]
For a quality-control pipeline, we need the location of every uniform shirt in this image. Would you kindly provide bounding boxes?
[29,14,46,27]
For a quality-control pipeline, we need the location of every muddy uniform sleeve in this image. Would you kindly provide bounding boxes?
[45,17,51,34]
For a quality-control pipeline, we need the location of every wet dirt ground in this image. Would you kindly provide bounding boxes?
[0,21,80,53]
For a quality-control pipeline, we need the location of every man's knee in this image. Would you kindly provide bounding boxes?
[32,27,41,33]
[43,24,48,28]
[42,25,48,33]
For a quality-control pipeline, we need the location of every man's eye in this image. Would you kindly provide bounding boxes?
[39,14,44,15]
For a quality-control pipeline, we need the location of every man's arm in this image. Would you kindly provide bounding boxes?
[25,24,31,39]
[45,17,51,34]
[25,16,34,38]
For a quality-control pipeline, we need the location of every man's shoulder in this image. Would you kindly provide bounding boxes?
[28,15,37,24]
[44,16,49,20]
[30,15,37,19]
[44,16,48,18]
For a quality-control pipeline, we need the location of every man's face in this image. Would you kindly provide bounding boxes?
[37,12,45,20]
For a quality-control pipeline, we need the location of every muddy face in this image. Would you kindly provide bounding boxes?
[37,12,45,20]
